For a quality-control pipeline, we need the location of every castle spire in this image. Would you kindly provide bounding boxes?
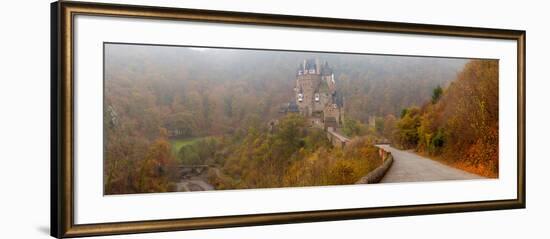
[321,61,332,75]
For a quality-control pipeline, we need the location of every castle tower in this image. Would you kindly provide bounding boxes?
[295,59,321,117]
[293,59,344,129]
[321,61,336,94]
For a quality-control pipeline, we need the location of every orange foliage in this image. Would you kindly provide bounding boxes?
[104,127,178,194]
[392,60,499,177]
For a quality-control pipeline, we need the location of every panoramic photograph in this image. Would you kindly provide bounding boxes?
[103,43,498,195]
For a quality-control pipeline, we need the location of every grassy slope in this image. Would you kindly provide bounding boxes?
[169,137,205,155]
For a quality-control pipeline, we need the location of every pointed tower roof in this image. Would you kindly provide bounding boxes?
[321,61,333,75]
[304,58,317,70]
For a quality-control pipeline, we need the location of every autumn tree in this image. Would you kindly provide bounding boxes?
[431,85,443,104]
[136,128,177,193]
[395,107,421,149]
[440,60,499,176]
[382,114,397,141]
[342,118,367,137]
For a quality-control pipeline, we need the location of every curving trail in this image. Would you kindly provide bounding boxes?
[378,145,485,183]
[176,179,214,192]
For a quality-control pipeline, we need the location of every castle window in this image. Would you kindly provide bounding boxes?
[298,93,303,102]
[314,93,320,102]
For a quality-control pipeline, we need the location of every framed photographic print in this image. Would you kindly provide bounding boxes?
[51,1,526,238]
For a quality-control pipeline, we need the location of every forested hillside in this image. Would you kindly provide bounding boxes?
[387,60,499,177]
[104,44,466,139]
[103,43,471,194]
